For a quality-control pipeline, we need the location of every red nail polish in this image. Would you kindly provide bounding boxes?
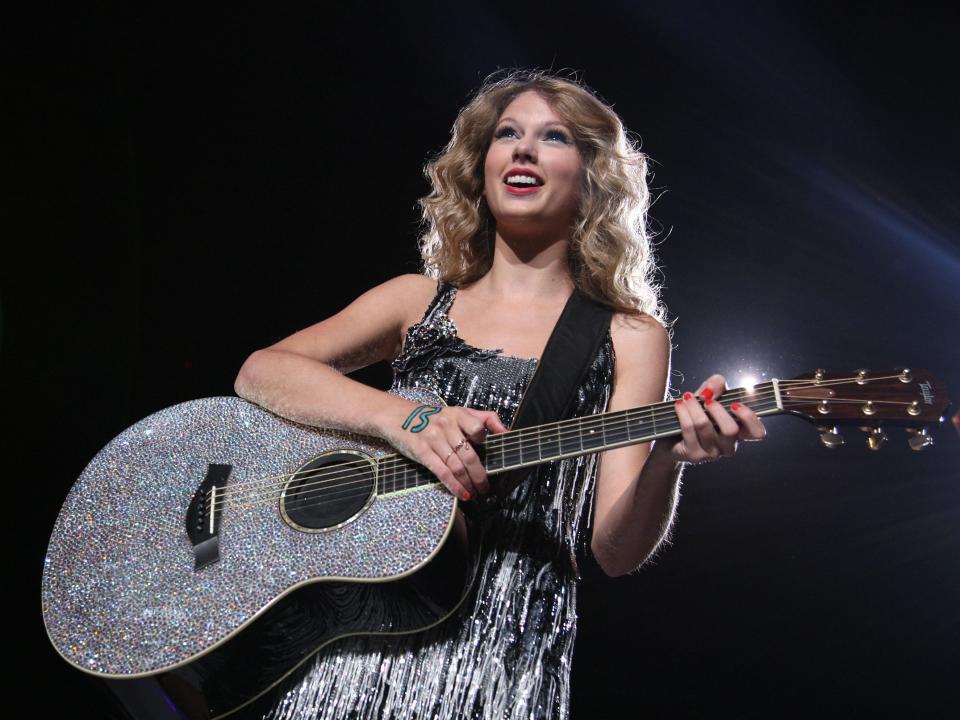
[705,397,714,406]
[675,399,683,406]
[683,392,693,401]
[701,388,714,401]
[731,402,742,411]
[462,491,471,501]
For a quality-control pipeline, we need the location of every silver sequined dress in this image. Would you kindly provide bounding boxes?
[263,281,615,720]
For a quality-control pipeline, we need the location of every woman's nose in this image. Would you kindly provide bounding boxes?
[512,134,537,162]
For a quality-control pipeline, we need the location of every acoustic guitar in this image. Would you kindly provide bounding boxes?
[41,367,950,719]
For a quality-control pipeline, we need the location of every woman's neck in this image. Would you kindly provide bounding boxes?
[474,230,574,303]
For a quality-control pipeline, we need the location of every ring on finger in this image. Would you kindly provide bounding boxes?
[444,437,468,463]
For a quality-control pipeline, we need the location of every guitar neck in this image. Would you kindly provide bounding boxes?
[375,366,946,492]
[482,380,783,475]
[374,381,783,492]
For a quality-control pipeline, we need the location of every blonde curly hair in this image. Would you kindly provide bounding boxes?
[418,69,666,324]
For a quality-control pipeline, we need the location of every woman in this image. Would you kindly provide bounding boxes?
[235,70,766,719]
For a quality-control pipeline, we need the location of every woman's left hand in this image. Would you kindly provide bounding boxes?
[656,373,767,465]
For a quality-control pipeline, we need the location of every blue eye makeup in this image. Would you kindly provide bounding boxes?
[545,129,572,143]
[493,125,573,144]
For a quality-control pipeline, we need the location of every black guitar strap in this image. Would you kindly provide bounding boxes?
[487,286,613,502]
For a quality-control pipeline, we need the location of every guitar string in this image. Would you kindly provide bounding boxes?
[219,384,912,514]
[224,382,930,515]
[209,380,799,502]
[225,386,910,516]
[225,372,906,499]
[208,375,909,502]
[222,395,789,513]
[218,394,808,509]
[207,373,905,503]
[207,385,784,509]
[217,394,786,513]
[779,396,917,405]
[208,373,908,507]
[207,374,921,513]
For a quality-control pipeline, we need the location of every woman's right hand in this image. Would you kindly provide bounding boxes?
[376,399,508,502]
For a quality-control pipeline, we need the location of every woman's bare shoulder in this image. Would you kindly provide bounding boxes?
[610,310,669,344]
[609,311,671,380]
[330,273,438,326]
[258,274,439,373]
[389,273,440,325]
[393,272,439,302]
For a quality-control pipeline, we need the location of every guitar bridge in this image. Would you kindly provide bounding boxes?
[186,463,232,570]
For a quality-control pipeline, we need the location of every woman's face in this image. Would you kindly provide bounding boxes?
[483,91,584,237]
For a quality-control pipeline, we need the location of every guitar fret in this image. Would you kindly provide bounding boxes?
[521,427,540,465]
[603,410,630,446]
[629,407,647,439]
[581,416,604,452]
[503,432,523,470]
[558,419,582,456]
[541,423,560,460]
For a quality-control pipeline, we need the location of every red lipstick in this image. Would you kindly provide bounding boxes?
[502,167,544,195]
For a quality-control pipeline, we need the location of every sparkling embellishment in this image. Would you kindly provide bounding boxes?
[42,397,456,677]
[264,281,615,719]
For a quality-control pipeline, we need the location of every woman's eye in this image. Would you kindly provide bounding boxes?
[494,126,517,139]
[545,129,571,143]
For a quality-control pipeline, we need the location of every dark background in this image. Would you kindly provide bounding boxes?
[8,2,959,717]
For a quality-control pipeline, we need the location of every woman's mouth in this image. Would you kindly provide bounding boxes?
[504,183,542,196]
[503,171,544,195]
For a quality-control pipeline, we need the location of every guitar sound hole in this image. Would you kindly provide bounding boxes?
[281,452,375,531]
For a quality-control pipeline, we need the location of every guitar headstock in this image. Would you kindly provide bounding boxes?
[778,367,951,451]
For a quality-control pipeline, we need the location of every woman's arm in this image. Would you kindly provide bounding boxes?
[234,273,429,434]
[590,314,765,577]
[234,273,506,501]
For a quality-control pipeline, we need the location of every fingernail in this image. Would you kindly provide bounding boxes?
[705,397,714,406]
[683,392,693,401]
[701,388,714,401]
[675,399,683,406]
[462,490,472,501]
[731,402,742,411]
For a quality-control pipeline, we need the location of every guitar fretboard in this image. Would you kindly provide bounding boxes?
[375,381,783,492]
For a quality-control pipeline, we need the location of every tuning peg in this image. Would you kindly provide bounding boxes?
[818,426,844,448]
[866,427,888,451]
[906,428,934,452]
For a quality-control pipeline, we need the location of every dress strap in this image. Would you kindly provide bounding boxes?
[416,280,457,326]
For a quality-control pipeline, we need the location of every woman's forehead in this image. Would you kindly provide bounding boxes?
[498,91,569,125]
